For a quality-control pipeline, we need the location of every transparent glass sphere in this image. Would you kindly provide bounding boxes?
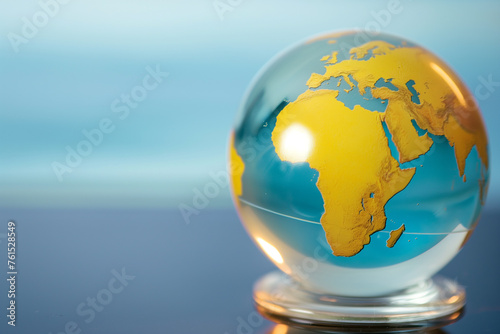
[229,31,489,297]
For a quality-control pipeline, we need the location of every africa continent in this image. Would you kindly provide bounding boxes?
[272,40,488,257]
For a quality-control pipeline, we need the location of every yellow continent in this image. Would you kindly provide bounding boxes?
[307,41,488,174]
[229,133,245,197]
[272,40,488,257]
[272,89,415,257]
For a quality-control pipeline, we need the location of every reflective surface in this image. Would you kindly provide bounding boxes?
[262,322,454,334]
[230,31,489,296]
[0,208,498,333]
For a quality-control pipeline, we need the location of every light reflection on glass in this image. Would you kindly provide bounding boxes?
[270,324,288,334]
[277,124,314,163]
[430,62,466,106]
[256,237,284,264]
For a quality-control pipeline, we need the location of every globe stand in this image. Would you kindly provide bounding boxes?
[254,271,464,331]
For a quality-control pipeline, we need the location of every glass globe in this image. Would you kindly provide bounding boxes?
[229,31,489,321]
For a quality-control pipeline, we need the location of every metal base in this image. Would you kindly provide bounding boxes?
[254,271,464,332]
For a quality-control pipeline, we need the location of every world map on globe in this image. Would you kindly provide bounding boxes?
[230,32,489,266]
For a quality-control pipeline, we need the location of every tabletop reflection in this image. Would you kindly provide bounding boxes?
[256,307,463,334]
[262,323,450,334]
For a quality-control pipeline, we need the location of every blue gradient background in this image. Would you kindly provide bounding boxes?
[0,1,499,333]
[0,0,499,209]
